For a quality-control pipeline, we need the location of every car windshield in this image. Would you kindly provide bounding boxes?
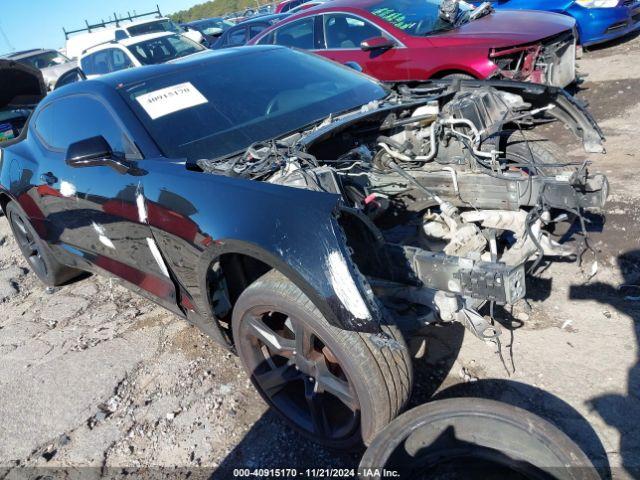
[367,0,473,36]
[120,48,388,162]
[127,19,182,36]
[18,51,71,69]
[127,35,205,65]
[193,19,234,34]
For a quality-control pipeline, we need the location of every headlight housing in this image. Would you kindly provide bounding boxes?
[575,0,619,8]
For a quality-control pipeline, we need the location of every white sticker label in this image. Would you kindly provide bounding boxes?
[135,82,208,120]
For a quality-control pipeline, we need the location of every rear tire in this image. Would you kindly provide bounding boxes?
[6,201,80,287]
[360,398,599,480]
[232,269,413,450]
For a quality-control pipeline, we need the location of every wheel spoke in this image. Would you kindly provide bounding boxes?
[315,361,358,411]
[27,239,38,255]
[245,315,295,355]
[305,379,330,437]
[255,363,301,397]
[293,323,313,359]
[14,216,28,236]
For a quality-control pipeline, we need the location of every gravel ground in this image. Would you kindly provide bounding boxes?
[1,34,640,479]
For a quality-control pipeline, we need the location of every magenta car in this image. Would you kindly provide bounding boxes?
[250,0,578,87]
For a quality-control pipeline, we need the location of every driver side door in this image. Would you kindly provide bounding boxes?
[316,13,414,82]
[30,94,178,311]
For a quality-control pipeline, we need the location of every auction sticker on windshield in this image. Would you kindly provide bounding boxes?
[135,82,208,120]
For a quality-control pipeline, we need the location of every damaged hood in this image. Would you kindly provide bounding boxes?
[451,10,576,47]
[0,60,46,109]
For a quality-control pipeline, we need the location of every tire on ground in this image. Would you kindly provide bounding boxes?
[232,269,413,449]
[6,201,81,286]
[360,397,599,480]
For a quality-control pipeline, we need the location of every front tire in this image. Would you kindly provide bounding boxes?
[6,201,80,286]
[232,270,413,450]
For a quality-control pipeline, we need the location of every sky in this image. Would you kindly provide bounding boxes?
[0,0,201,54]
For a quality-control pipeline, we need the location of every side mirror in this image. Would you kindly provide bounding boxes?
[66,136,131,174]
[360,36,395,52]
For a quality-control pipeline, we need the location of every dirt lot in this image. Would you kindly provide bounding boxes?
[1,35,640,479]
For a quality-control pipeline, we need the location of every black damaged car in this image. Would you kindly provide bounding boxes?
[0,46,608,450]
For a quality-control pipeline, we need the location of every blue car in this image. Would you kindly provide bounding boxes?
[490,0,640,46]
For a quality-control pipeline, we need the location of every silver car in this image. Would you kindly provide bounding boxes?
[0,49,77,90]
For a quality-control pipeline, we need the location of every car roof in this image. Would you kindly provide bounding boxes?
[291,0,376,12]
[236,13,289,25]
[118,31,177,45]
[1,49,54,60]
[185,17,225,25]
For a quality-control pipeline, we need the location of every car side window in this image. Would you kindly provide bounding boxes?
[227,27,248,46]
[323,13,384,49]
[34,95,139,159]
[272,18,315,49]
[80,51,112,76]
[249,24,267,39]
[110,49,134,72]
[256,31,275,45]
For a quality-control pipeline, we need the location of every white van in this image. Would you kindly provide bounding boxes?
[64,8,203,59]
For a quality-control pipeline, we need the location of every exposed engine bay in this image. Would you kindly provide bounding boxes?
[197,81,608,343]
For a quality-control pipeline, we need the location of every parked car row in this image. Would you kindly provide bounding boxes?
[4,0,638,91]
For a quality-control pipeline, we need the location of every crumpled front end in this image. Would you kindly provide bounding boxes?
[196,80,608,341]
[490,29,577,87]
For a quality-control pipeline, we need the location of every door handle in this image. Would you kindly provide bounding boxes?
[40,172,58,185]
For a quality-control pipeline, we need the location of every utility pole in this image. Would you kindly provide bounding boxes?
[0,20,15,52]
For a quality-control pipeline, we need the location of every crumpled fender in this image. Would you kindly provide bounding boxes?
[141,160,384,334]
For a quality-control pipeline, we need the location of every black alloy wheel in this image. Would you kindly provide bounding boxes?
[9,207,49,280]
[237,307,360,441]
[232,270,413,450]
[5,201,81,286]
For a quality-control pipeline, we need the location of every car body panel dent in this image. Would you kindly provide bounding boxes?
[139,159,382,332]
